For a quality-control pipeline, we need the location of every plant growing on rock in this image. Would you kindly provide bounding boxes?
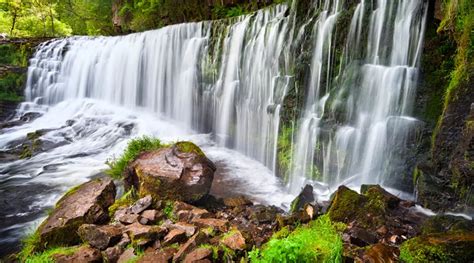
[106,136,166,179]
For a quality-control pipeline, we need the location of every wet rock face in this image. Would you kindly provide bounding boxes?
[37,178,116,250]
[78,224,123,250]
[124,142,216,203]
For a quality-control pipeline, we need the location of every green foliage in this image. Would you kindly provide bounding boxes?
[0,0,112,37]
[163,200,177,222]
[106,136,165,179]
[277,124,293,182]
[248,215,343,263]
[22,246,79,263]
[108,188,138,217]
[0,72,25,102]
[18,230,42,261]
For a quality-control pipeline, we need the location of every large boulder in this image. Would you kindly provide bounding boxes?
[124,142,216,203]
[36,178,116,250]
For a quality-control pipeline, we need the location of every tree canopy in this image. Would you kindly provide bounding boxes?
[0,0,113,37]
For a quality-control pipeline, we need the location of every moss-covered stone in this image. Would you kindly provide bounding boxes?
[327,186,367,223]
[400,233,474,263]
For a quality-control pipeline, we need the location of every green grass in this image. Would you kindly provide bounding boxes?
[18,231,42,261]
[163,200,177,222]
[22,246,79,263]
[248,215,344,263]
[106,136,166,179]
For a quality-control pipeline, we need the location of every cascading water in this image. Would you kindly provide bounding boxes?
[0,0,430,254]
[289,0,428,195]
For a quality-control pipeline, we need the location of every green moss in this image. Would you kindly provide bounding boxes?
[271,226,291,240]
[249,215,343,263]
[175,141,205,156]
[106,136,166,179]
[400,233,474,263]
[432,0,474,148]
[108,188,138,217]
[327,186,366,223]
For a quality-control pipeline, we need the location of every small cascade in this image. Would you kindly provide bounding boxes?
[289,0,428,194]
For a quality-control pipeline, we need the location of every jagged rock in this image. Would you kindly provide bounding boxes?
[130,195,153,214]
[223,196,253,207]
[102,246,124,263]
[183,247,213,263]
[169,222,197,237]
[117,248,136,263]
[124,142,216,202]
[361,243,398,263]
[173,232,208,262]
[37,178,116,249]
[115,209,139,224]
[220,229,246,250]
[125,222,167,242]
[139,210,163,225]
[361,185,400,209]
[163,229,187,245]
[138,247,178,263]
[191,218,229,232]
[290,184,315,213]
[78,224,123,250]
[247,205,282,224]
[347,227,379,247]
[53,246,102,263]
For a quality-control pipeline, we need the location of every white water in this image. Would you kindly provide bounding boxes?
[289,0,428,194]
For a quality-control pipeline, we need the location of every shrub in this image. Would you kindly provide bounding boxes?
[248,215,344,262]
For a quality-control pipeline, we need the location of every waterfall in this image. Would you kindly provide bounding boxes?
[11,0,427,198]
[23,5,291,172]
[289,0,428,194]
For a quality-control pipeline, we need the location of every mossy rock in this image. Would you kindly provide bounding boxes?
[124,142,216,203]
[400,233,474,263]
[420,215,473,235]
[327,186,367,223]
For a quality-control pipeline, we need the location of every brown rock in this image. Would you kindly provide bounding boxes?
[117,248,136,263]
[168,222,197,237]
[124,142,216,202]
[361,243,398,263]
[173,232,208,262]
[102,246,124,263]
[114,208,139,224]
[125,222,167,241]
[247,205,281,224]
[348,227,379,247]
[140,210,163,225]
[192,218,228,232]
[53,246,102,263]
[78,224,123,250]
[220,229,246,250]
[37,178,116,249]
[137,247,178,263]
[163,229,187,245]
[183,247,212,263]
[223,196,253,207]
[130,195,153,214]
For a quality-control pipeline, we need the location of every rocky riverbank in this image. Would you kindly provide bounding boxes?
[7,140,473,262]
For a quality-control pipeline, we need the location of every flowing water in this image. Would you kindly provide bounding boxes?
[0,0,429,254]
